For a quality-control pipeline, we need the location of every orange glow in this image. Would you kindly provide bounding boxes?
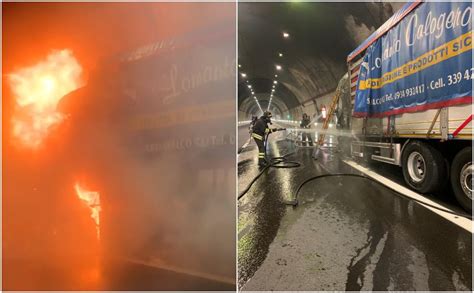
[8,49,84,148]
[74,183,101,240]
[80,266,101,285]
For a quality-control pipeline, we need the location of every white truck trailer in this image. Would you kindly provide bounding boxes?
[344,1,472,211]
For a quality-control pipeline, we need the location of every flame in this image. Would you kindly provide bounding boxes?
[8,49,83,148]
[74,183,101,240]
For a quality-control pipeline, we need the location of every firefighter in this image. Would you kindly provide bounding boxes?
[249,115,258,136]
[251,111,285,166]
[300,113,314,146]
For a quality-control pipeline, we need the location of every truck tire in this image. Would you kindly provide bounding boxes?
[450,147,472,212]
[402,140,446,193]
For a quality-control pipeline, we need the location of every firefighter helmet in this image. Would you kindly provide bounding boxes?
[263,111,273,118]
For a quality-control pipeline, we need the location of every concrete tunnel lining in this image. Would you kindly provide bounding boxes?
[238,1,406,120]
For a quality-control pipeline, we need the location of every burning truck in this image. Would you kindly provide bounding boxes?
[3,7,235,290]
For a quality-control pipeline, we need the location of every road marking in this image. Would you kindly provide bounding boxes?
[317,159,332,173]
[121,257,235,285]
[343,159,473,233]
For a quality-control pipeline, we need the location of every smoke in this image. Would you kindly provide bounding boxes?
[344,14,376,47]
[3,2,236,290]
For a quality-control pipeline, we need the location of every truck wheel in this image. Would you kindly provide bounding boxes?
[402,140,446,193]
[450,147,472,212]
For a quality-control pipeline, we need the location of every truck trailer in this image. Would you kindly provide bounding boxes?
[342,1,472,211]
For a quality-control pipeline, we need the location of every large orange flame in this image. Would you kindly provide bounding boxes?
[74,183,101,241]
[8,49,83,148]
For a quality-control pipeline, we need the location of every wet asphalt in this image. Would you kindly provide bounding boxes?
[237,125,472,291]
[101,259,235,291]
[2,258,234,291]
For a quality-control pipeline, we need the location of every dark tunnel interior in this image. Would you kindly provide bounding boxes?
[238,2,405,120]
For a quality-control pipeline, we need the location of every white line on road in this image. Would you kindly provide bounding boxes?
[343,159,473,233]
[121,257,235,285]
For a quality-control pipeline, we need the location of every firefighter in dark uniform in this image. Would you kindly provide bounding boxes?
[249,115,258,136]
[300,113,314,146]
[251,111,285,166]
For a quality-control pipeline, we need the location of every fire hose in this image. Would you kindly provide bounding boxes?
[237,152,301,200]
[238,130,301,200]
[238,125,471,220]
[238,144,472,220]
[282,173,472,220]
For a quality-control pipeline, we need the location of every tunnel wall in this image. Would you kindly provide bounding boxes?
[238,110,249,121]
[281,90,336,122]
[238,2,407,120]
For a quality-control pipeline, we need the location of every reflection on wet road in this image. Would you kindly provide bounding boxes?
[238,131,472,291]
[3,258,234,291]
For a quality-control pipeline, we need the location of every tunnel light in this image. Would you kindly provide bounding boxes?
[247,85,252,88]
[246,80,249,83]
[283,32,290,38]
[272,89,275,92]
[238,64,241,68]
[254,96,263,113]
[275,74,278,77]
[329,123,334,128]
[273,80,278,84]
[279,53,283,57]
[241,73,247,78]
[276,65,282,70]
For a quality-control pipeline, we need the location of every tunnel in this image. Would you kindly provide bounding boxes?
[238,1,405,120]
[237,1,472,291]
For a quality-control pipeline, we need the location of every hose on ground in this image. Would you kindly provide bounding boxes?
[238,152,301,200]
[283,173,472,220]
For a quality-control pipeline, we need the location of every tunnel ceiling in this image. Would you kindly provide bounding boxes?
[238,1,405,116]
